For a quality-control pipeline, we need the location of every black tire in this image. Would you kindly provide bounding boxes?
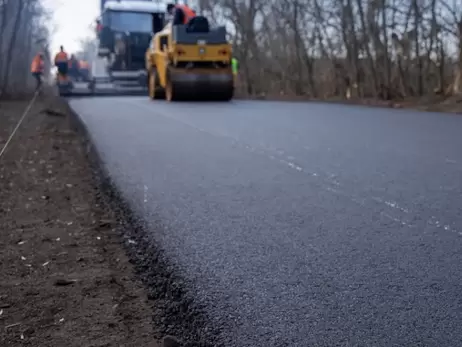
[88,78,96,94]
[165,69,175,102]
[214,87,234,101]
[149,69,165,100]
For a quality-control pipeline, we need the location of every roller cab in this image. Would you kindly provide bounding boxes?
[146,16,234,101]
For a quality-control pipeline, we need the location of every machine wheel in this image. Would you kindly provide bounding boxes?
[149,69,165,100]
[220,89,234,101]
[165,74,175,102]
[58,87,69,97]
[210,86,234,101]
[88,78,96,94]
[166,66,186,101]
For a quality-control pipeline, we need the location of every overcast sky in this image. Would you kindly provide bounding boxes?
[42,0,99,55]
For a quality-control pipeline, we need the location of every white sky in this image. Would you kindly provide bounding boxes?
[41,0,99,56]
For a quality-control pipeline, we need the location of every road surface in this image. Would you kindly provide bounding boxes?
[70,97,462,346]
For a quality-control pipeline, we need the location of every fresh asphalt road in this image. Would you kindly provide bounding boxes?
[70,97,462,346]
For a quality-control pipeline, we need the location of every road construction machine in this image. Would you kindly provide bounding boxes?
[145,15,234,101]
[56,68,92,96]
[94,0,166,92]
[56,71,74,96]
[55,55,92,96]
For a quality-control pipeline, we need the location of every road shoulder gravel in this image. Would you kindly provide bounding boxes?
[69,97,219,346]
[0,96,158,346]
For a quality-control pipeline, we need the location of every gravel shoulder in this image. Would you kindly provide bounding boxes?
[238,93,462,114]
[0,95,158,347]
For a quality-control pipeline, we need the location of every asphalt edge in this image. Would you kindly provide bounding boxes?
[63,97,220,346]
[67,90,148,98]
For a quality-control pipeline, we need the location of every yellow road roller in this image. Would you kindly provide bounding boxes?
[145,16,234,101]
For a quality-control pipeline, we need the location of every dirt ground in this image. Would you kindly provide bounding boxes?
[235,89,462,114]
[0,95,159,346]
[324,94,462,113]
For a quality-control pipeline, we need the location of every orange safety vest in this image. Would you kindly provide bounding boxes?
[31,55,44,73]
[54,51,68,63]
[79,60,89,69]
[68,59,79,69]
[175,4,195,24]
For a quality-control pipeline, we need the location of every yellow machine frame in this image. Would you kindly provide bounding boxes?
[145,23,234,101]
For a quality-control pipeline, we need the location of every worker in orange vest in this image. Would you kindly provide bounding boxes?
[30,52,45,90]
[68,54,80,80]
[96,19,103,33]
[167,3,196,25]
[79,60,90,81]
[54,46,68,76]
[79,60,89,70]
[95,19,103,40]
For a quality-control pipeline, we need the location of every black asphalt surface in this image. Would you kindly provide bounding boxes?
[70,97,462,346]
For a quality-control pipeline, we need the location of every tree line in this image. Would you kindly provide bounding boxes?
[2,0,461,102]
[198,0,462,101]
[0,0,50,98]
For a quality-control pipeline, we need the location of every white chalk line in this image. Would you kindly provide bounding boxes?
[0,90,39,161]
[143,185,148,203]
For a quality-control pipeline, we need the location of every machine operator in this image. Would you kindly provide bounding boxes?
[54,46,69,76]
[167,3,196,25]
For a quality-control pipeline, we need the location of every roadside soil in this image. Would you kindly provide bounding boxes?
[234,88,462,114]
[318,94,462,113]
[0,94,158,346]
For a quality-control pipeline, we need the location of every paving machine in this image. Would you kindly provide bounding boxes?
[56,71,74,96]
[145,15,234,101]
[95,0,166,92]
[55,55,92,96]
[55,58,77,96]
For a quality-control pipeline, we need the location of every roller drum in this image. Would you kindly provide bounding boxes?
[167,67,234,101]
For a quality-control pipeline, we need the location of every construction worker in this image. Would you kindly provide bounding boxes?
[54,46,68,76]
[167,3,196,25]
[231,57,238,76]
[96,19,103,40]
[31,52,45,90]
[231,57,239,86]
[68,54,80,80]
[96,19,103,33]
[79,60,90,82]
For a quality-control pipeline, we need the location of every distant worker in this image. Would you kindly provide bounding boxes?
[79,60,90,82]
[30,52,45,90]
[167,3,196,25]
[231,57,238,76]
[96,19,103,32]
[68,54,80,80]
[54,46,68,76]
[96,19,103,40]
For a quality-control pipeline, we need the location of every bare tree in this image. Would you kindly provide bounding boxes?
[199,0,461,101]
[0,0,50,98]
